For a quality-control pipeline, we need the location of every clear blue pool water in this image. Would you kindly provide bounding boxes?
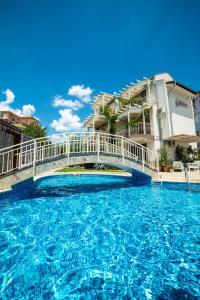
[0,175,200,300]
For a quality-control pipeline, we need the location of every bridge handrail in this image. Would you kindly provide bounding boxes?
[0,131,155,155]
[0,131,159,176]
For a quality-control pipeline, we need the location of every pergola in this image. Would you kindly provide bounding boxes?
[116,77,151,101]
[83,114,106,131]
[93,93,113,111]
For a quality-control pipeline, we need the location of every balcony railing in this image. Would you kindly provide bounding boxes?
[130,122,151,135]
[116,122,151,137]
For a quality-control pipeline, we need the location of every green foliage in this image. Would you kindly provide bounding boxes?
[117,96,144,108]
[109,115,118,134]
[55,165,125,173]
[197,149,200,160]
[175,145,195,163]
[99,105,117,134]
[128,110,149,126]
[128,113,143,126]
[22,122,47,139]
[159,146,168,167]
[130,96,143,106]
[118,97,131,108]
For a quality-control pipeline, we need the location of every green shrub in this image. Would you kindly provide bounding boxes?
[158,146,168,167]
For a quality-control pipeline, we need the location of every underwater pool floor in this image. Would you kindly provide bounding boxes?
[0,175,200,299]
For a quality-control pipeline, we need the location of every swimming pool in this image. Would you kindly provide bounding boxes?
[0,175,200,299]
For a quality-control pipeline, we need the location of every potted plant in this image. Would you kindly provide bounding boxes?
[168,163,174,172]
[158,146,169,172]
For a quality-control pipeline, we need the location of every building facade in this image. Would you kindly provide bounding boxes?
[193,93,200,147]
[0,111,38,128]
[0,118,32,173]
[84,73,199,160]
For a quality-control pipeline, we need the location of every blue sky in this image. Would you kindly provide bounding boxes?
[0,0,199,133]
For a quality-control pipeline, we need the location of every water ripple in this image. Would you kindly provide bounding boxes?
[0,175,200,299]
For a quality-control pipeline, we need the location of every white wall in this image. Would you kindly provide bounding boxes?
[167,87,196,136]
[154,79,172,139]
[154,73,173,82]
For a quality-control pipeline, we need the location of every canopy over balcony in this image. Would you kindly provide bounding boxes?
[83,114,106,129]
[166,134,200,143]
[117,106,144,120]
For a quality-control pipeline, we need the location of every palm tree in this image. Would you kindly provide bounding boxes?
[22,122,47,139]
[99,105,117,134]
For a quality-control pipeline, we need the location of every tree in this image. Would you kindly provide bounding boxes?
[99,105,117,134]
[158,146,169,168]
[175,145,195,163]
[22,122,47,139]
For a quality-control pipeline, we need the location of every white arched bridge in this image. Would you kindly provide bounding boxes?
[0,132,159,190]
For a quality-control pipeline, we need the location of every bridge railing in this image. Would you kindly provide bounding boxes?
[0,132,159,176]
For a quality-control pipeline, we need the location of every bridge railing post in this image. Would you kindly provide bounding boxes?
[121,137,124,164]
[33,139,37,177]
[142,147,145,171]
[87,137,89,153]
[156,156,159,173]
[42,144,44,162]
[66,135,70,158]
[18,147,22,170]
[97,132,100,163]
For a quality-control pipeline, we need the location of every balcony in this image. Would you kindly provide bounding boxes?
[116,122,153,142]
[130,122,151,135]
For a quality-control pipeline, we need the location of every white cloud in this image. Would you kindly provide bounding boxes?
[52,96,83,110]
[0,89,36,116]
[51,109,83,132]
[4,89,15,104]
[50,83,94,132]
[21,104,36,116]
[68,84,93,103]
[0,89,15,110]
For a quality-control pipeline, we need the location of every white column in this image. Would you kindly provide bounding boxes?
[143,109,146,135]
[97,132,100,162]
[128,112,130,137]
[93,116,95,132]
[147,80,151,103]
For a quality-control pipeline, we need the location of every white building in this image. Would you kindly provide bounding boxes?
[84,72,199,160]
[193,93,200,147]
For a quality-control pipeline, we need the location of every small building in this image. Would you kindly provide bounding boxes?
[84,72,200,160]
[0,118,31,173]
[0,111,38,128]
